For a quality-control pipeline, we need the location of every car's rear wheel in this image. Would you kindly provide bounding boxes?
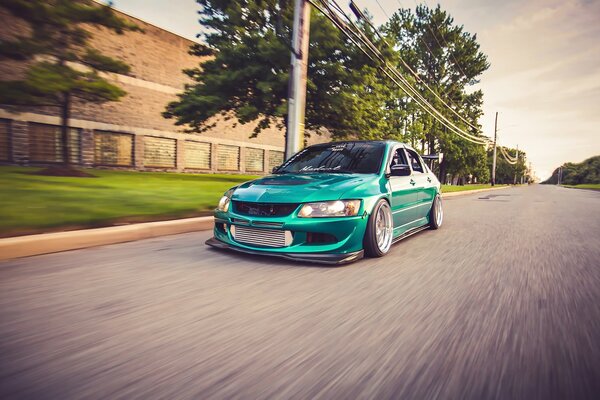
[364,199,393,257]
[429,193,443,229]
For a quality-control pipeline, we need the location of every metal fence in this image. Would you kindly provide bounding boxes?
[144,136,176,168]
[94,131,134,167]
[0,119,9,161]
[184,140,211,170]
[217,144,240,171]
[1,119,285,174]
[29,123,80,164]
[245,147,265,172]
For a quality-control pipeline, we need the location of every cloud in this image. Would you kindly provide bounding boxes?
[461,0,600,179]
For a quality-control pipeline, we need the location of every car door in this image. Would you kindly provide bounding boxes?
[387,147,420,230]
[405,148,435,220]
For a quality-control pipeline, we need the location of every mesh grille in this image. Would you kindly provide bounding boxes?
[232,226,291,248]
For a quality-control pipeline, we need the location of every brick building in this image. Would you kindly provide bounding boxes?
[0,3,327,174]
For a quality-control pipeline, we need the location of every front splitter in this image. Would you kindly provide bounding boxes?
[205,237,364,265]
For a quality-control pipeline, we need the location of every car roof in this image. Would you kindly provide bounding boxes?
[310,140,416,152]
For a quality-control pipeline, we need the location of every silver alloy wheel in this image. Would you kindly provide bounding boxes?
[375,202,393,253]
[435,196,443,226]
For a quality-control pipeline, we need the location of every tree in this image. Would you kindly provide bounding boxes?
[163,0,400,141]
[165,0,492,178]
[487,146,528,184]
[0,0,140,171]
[384,5,490,183]
[543,156,600,185]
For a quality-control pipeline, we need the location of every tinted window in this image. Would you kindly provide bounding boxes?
[406,149,424,173]
[277,142,385,174]
[390,148,408,168]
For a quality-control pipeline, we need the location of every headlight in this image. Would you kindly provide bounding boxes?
[298,200,361,218]
[217,189,234,212]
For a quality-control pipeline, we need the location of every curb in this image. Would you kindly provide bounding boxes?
[442,185,511,198]
[0,217,213,261]
[0,186,514,261]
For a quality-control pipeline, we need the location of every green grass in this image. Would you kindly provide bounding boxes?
[441,184,506,193]
[563,184,600,191]
[0,166,258,236]
[0,166,508,236]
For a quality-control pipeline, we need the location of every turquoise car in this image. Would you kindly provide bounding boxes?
[206,141,443,264]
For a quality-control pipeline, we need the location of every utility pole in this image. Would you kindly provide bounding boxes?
[491,111,498,186]
[557,166,562,185]
[513,144,519,185]
[285,0,311,160]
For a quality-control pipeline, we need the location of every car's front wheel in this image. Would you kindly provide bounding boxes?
[364,199,393,257]
[429,193,443,229]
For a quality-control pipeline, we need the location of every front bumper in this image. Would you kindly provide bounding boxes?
[207,202,370,264]
[206,236,364,265]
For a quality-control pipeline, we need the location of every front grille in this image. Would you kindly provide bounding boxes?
[231,225,292,248]
[233,201,298,217]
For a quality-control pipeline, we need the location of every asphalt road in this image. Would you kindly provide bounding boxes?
[1,185,599,399]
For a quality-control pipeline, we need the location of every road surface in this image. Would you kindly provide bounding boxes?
[1,185,599,399]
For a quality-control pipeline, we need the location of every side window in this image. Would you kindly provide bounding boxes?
[406,149,424,173]
[389,148,408,168]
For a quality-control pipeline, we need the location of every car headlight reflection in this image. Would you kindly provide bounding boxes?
[298,200,361,218]
[217,189,235,212]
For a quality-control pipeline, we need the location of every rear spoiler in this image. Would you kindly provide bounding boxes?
[422,153,443,163]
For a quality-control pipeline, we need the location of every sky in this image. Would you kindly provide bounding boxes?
[108,0,600,180]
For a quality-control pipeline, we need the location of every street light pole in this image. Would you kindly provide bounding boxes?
[285,0,311,161]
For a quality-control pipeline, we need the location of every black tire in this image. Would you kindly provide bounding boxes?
[364,199,393,258]
[429,193,443,229]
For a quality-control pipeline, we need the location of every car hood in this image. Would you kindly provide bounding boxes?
[231,173,374,203]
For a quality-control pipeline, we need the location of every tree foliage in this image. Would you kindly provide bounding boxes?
[166,1,495,182]
[0,0,140,166]
[487,147,529,184]
[384,5,490,183]
[543,156,600,185]
[164,0,400,140]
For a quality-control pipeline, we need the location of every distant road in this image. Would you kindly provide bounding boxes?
[1,185,599,399]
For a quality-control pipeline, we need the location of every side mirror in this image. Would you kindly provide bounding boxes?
[271,166,280,173]
[390,164,411,177]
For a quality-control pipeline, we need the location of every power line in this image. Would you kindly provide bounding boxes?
[380,1,523,160]
[374,0,391,19]
[500,143,518,161]
[352,1,486,136]
[336,0,489,145]
[410,0,471,82]
[499,145,518,165]
[396,0,482,112]
[317,0,530,170]
[386,1,522,155]
[317,0,489,145]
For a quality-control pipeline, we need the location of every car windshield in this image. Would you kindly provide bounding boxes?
[276,142,385,174]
